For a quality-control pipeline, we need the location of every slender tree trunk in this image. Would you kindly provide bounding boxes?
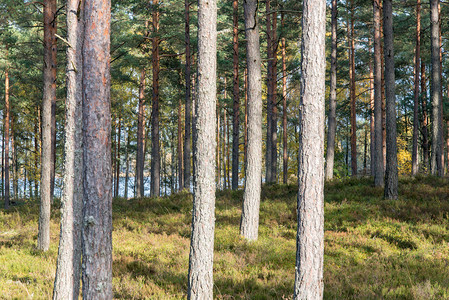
[421,61,429,171]
[265,0,273,184]
[349,0,357,176]
[11,116,18,200]
[34,116,39,198]
[2,126,4,202]
[231,0,240,190]
[81,0,112,297]
[412,0,421,176]
[136,68,146,198]
[383,0,398,199]
[438,2,444,174]
[151,0,161,197]
[240,0,263,241]
[50,0,58,202]
[178,96,184,191]
[116,117,121,197]
[226,106,231,187]
[4,67,9,209]
[282,36,288,184]
[430,0,443,176]
[270,5,278,182]
[184,0,192,190]
[364,126,368,173]
[244,67,248,173]
[38,0,57,252]
[124,130,130,199]
[325,0,337,181]
[216,100,221,188]
[369,40,375,176]
[187,0,217,296]
[373,0,384,186]
[53,1,83,297]
[223,105,227,189]
[293,0,326,297]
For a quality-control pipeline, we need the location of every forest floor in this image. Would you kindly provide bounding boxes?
[0,176,448,299]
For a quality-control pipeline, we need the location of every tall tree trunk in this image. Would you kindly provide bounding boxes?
[349,0,357,176]
[216,99,221,188]
[430,0,443,176]
[187,0,217,297]
[124,130,130,199]
[270,5,278,182]
[136,68,146,198]
[116,117,121,197]
[231,0,240,190]
[81,0,112,297]
[53,0,83,296]
[325,0,337,181]
[11,115,18,200]
[438,2,444,174]
[178,96,184,191]
[265,0,273,184]
[293,0,325,297]
[373,0,384,187]
[383,0,398,199]
[244,67,248,174]
[223,104,227,189]
[364,125,368,172]
[184,0,192,190]
[151,0,161,197]
[38,0,57,252]
[369,40,375,177]
[4,66,9,209]
[240,0,263,241]
[34,114,39,198]
[412,0,421,176]
[50,1,58,202]
[282,36,288,184]
[421,61,429,171]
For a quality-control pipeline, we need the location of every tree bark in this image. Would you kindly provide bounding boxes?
[178,95,184,191]
[136,68,146,198]
[184,0,192,190]
[187,0,217,297]
[53,0,83,297]
[124,130,130,199]
[244,67,248,174]
[81,0,113,297]
[369,40,375,177]
[430,0,443,176]
[270,5,278,182]
[265,0,273,184]
[383,0,398,199]
[4,66,9,209]
[151,0,161,197]
[411,0,421,176]
[38,0,57,252]
[240,0,263,241]
[293,0,325,297]
[325,0,337,181]
[421,61,429,171]
[373,0,384,187]
[231,0,240,190]
[349,0,357,176]
[282,36,288,184]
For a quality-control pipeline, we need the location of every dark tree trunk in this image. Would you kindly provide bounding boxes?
[412,0,421,175]
[124,130,130,199]
[38,0,57,252]
[265,0,273,184]
[4,67,9,209]
[373,0,384,186]
[325,0,337,181]
[270,4,278,182]
[178,96,184,191]
[369,40,375,177]
[293,0,326,296]
[231,0,240,190]
[421,61,429,171]
[240,0,263,241]
[136,68,146,198]
[184,0,192,190]
[244,67,248,174]
[383,0,398,199]
[115,117,121,198]
[282,36,288,184]
[187,0,217,296]
[81,0,113,297]
[151,0,161,197]
[349,0,357,176]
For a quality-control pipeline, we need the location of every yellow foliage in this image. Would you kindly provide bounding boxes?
[397,138,411,175]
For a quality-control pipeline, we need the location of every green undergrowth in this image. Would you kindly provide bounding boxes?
[0,176,448,299]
